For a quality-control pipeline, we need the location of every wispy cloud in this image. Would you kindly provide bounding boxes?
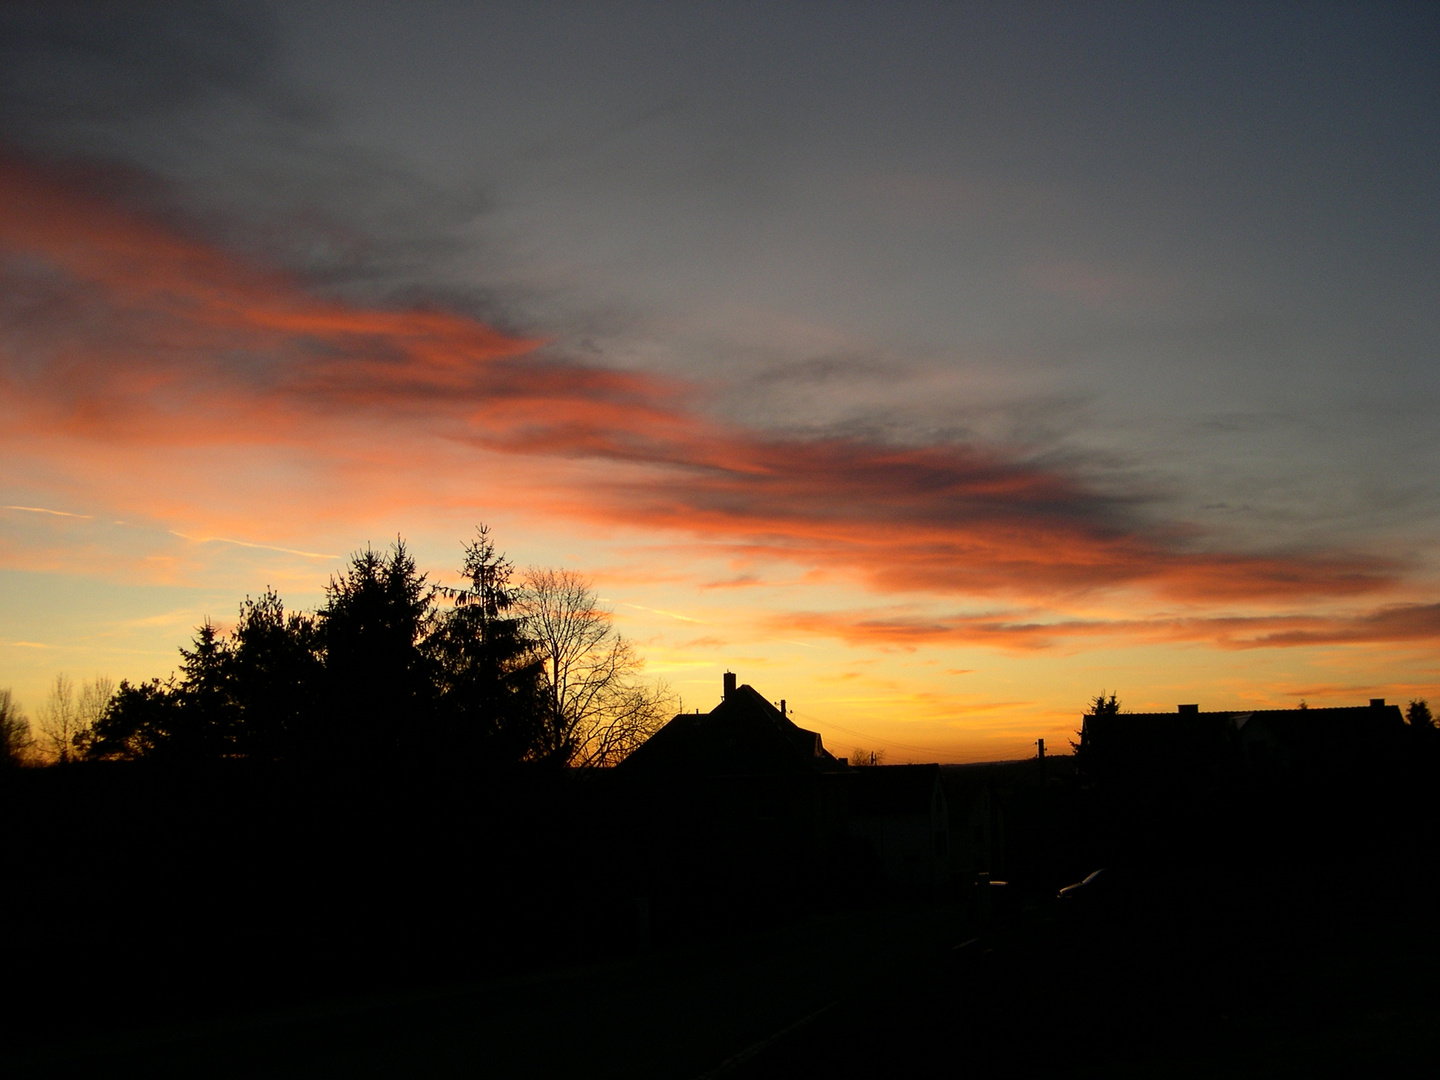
[4,505,93,519]
[615,601,703,624]
[167,531,336,561]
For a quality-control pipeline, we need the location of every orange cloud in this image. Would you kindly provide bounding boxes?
[579,435,1397,603]
[0,154,1413,613]
[770,602,1440,653]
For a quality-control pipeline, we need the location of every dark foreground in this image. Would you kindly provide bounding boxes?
[7,747,1439,1077]
[739,855,1440,1079]
[10,848,1439,1079]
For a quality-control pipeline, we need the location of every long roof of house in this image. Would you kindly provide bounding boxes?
[1083,704,1405,730]
[1079,703,1407,760]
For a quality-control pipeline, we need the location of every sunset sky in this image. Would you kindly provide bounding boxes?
[3,2,1438,761]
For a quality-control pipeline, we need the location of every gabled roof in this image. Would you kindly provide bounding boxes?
[620,683,842,777]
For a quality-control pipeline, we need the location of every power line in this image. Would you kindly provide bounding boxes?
[787,707,953,758]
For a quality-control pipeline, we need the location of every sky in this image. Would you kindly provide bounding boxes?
[2,1,1439,761]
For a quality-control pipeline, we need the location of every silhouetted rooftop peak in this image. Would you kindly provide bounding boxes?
[620,674,842,775]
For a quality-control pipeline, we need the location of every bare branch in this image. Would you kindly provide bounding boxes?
[35,673,77,764]
[0,688,34,766]
[518,568,676,766]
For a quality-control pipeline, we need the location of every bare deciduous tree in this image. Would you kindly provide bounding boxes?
[77,676,114,737]
[74,675,115,760]
[35,674,114,764]
[850,747,887,767]
[36,673,79,764]
[1,688,34,767]
[518,568,675,766]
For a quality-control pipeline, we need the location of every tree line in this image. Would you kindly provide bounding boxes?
[1,528,675,771]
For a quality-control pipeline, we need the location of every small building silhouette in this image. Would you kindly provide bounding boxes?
[1077,698,1407,790]
[622,674,952,891]
[621,672,844,778]
[620,674,848,888]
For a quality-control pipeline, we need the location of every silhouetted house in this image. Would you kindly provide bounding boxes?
[1230,700,1406,776]
[1077,699,1407,792]
[847,764,950,886]
[619,674,849,897]
[621,672,844,778]
[622,674,957,892]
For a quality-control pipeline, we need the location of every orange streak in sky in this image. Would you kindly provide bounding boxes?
[771,602,1440,651]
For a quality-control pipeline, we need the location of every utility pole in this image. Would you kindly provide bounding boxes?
[1037,736,1049,885]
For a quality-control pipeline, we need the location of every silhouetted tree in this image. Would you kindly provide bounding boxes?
[87,678,179,760]
[518,567,674,766]
[89,623,243,763]
[93,598,321,764]
[1072,691,1121,770]
[1088,691,1121,716]
[1406,699,1434,729]
[35,673,82,764]
[1,688,33,767]
[228,589,322,762]
[429,526,549,766]
[71,675,114,760]
[77,531,674,772]
[172,621,242,759]
[318,539,436,764]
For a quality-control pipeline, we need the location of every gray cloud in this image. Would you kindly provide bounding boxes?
[0,1,282,129]
[0,2,515,329]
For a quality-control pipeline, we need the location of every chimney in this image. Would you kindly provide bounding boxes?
[723,671,736,700]
[1178,704,1199,714]
[780,699,786,718]
[1370,698,1385,707]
